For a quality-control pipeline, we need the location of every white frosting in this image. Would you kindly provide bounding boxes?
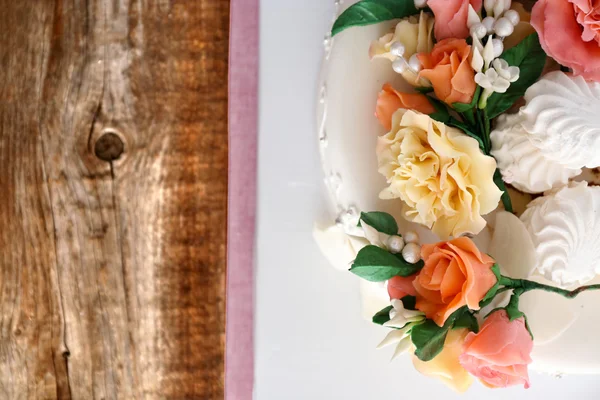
[520,71,600,169]
[316,9,600,376]
[521,182,600,286]
[490,114,582,193]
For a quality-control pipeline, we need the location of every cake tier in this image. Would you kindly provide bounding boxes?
[317,14,600,375]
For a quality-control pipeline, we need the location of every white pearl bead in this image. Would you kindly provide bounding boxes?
[392,58,409,74]
[470,23,487,40]
[503,9,520,26]
[491,38,504,58]
[494,17,514,37]
[481,16,495,34]
[408,54,422,72]
[387,235,405,254]
[390,42,406,58]
[403,231,419,244]
[402,243,421,264]
[414,0,428,9]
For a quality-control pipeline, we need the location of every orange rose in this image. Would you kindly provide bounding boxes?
[418,39,476,105]
[375,84,435,130]
[459,310,533,388]
[413,237,497,326]
[387,274,418,300]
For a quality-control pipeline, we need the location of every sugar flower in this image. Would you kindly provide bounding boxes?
[413,328,474,393]
[376,109,502,239]
[370,12,434,87]
[476,58,520,107]
[378,300,425,360]
[532,0,600,81]
[460,310,533,388]
[418,38,477,105]
[413,237,497,326]
[384,299,425,329]
[375,84,435,130]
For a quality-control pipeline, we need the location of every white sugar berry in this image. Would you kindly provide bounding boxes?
[408,54,422,73]
[494,17,514,37]
[470,23,487,40]
[402,243,422,264]
[481,16,495,34]
[392,58,409,73]
[504,9,520,26]
[387,235,405,254]
[414,0,428,9]
[404,231,419,244]
[390,42,406,58]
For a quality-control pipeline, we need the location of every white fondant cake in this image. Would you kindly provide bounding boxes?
[315,2,600,376]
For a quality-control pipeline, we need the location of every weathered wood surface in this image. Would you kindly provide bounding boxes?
[0,0,229,398]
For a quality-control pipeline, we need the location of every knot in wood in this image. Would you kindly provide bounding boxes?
[94,131,125,161]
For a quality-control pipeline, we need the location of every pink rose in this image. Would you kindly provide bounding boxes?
[387,274,418,300]
[428,0,483,41]
[459,310,533,389]
[532,0,600,81]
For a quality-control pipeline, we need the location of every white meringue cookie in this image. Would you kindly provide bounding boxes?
[490,114,581,193]
[520,71,600,169]
[521,182,600,286]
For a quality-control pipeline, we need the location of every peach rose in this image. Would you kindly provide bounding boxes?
[376,84,435,130]
[418,39,477,105]
[413,328,474,393]
[387,274,418,300]
[413,237,497,326]
[428,0,482,41]
[532,0,600,81]
[459,310,533,388]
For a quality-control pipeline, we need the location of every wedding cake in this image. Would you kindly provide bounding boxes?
[315,0,600,392]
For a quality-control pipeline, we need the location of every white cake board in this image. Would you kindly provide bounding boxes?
[255,0,600,398]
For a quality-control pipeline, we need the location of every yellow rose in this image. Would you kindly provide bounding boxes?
[369,11,434,87]
[376,110,501,239]
[412,328,473,393]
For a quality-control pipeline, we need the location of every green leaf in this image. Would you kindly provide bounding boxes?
[448,118,485,152]
[372,305,394,325]
[411,320,449,361]
[494,169,513,213]
[401,295,417,310]
[480,264,502,305]
[453,312,479,333]
[486,33,546,119]
[350,245,423,282]
[359,211,398,235]
[332,0,419,36]
[411,307,467,361]
[452,86,481,112]
[427,97,451,124]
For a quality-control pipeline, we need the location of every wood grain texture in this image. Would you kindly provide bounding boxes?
[0,0,229,398]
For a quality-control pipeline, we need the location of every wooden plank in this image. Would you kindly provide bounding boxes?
[0,0,229,398]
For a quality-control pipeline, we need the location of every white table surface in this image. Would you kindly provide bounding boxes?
[255,1,600,398]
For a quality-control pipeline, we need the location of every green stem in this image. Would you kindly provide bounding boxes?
[501,276,600,299]
[483,109,491,146]
[506,288,524,309]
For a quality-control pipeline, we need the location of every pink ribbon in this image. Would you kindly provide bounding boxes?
[226,0,259,398]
